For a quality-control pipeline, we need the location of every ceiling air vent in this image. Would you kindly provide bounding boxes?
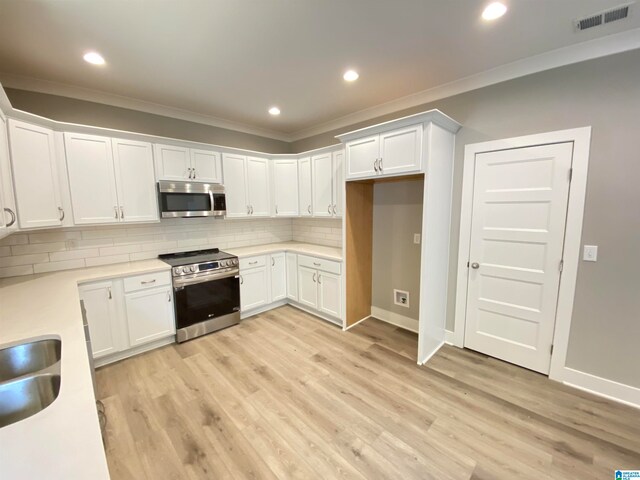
[575,3,633,31]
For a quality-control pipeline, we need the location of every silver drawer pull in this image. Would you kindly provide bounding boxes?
[312,273,316,283]
[249,261,258,265]
[307,205,311,214]
[58,207,65,221]
[313,262,321,266]
[141,279,156,285]
[318,274,322,284]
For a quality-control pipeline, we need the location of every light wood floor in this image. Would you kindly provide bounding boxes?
[96,305,640,479]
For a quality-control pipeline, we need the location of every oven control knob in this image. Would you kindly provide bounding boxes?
[232,259,238,266]
[173,267,181,275]
[189,265,197,273]
[221,260,228,267]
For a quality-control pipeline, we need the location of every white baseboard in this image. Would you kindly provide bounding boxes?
[95,336,175,368]
[444,329,456,345]
[241,299,288,319]
[287,301,343,327]
[370,306,419,333]
[343,315,370,331]
[556,367,640,410]
[418,340,445,365]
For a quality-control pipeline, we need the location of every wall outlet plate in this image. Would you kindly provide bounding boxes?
[413,233,421,244]
[394,289,410,308]
[583,245,598,262]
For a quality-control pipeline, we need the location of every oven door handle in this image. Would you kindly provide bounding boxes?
[173,269,239,288]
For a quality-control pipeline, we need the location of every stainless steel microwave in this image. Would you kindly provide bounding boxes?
[158,181,226,218]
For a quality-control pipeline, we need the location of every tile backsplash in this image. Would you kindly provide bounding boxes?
[0,217,342,278]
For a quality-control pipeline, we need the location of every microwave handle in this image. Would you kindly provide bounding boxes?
[209,191,215,213]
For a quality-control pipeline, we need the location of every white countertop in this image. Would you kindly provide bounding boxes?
[227,241,342,261]
[0,259,170,480]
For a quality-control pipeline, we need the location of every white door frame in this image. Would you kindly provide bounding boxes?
[453,127,591,382]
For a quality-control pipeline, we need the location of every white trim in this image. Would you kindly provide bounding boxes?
[287,301,342,327]
[343,315,370,331]
[560,368,640,410]
[94,335,174,367]
[444,330,456,346]
[418,341,444,366]
[241,299,288,319]
[289,28,640,141]
[370,306,419,333]
[454,129,624,384]
[0,73,292,142]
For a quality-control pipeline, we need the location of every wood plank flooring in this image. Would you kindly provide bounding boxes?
[96,305,640,479]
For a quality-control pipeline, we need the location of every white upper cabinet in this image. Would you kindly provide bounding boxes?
[332,150,344,217]
[312,152,333,217]
[190,148,221,183]
[65,132,119,225]
[272,159,298,217]
[378,125,422,176]
[298,156,312,216]
[154,144,190,181]
[112,138,158,223]
[155,143,222,183]
[345,135,379,179]
[0,115,13,239]
[247,157,270,217]
[343,123,422,180]
[8,120,64,229]
[222,153,249,217]
[65,133,158,225]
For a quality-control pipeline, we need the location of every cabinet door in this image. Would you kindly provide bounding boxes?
[379,124,422,175]
[0,116,17,237]
[222,153,248,217]
[318,271,341,319]
[191,149,221,183]
[346,134,379,180]
[286,252,298,301]
[298,265,318,309]
[246,157,270,217]
[270,252,287,302]
[79,281,120,359]
[272,159,298,216]
[298,157,312,216]
[311,153,333,217]
[8,120,63,228]
[240,266,269,311]
[65,132,119,225]
[112,138,159,223]
[332,150,344,217]
[125,287,175,347]
[154,144,190,181]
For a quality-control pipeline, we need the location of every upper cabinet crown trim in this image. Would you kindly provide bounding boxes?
[335,109,461,143]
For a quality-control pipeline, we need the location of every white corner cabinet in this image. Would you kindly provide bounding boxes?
[65,133,158,225]
[222,154,270,218]
[311,150,343,217]
[154,143,222,183]
[79,270,175,366]
[239,250,342,326]
[271,159,299,217]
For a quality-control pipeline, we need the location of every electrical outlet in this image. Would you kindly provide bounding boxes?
[413,233,421,244]
[583,245,598,262]
[394,289,410,308]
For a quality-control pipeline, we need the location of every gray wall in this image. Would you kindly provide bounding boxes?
[4,88,291,154]
[371,180,423,324]
[292,49,640,388]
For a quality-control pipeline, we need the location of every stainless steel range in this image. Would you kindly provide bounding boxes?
[159,248,240,342]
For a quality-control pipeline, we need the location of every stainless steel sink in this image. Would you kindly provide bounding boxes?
[0,374,61,428]
[0,339,61,383]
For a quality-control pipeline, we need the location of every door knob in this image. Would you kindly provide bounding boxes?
[471,262,480,269]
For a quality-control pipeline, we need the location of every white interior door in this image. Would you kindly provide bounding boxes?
[464,142,573,374]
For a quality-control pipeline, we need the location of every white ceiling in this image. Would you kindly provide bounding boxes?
[0,0,639,140]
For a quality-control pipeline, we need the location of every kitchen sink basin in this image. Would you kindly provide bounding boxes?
[0,374,61,428]
[0,339,61,383]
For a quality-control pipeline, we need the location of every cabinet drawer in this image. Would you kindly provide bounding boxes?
[123,270,171,293]
[298,255,341,275]
[239,255,267,270]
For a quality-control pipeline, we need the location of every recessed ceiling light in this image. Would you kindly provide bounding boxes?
[343,70,359,82]
[268,106,281,116]
[482,2,507,20]
[83,51,105,65]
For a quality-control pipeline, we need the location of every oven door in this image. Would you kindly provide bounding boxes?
[173,272,240,330]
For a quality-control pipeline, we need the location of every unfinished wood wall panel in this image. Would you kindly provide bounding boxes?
[345,182,373,326]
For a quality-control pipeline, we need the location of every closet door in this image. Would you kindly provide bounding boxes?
[246,157,270,217]
[222,154,248,217]
[112,138,158,223]
[298,157,312,216]
[65,132,119,225]
[9,120,63,228]
[311,152,333,217]
[272,159,299,216]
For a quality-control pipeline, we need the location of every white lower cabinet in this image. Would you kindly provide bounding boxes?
[298,265,318,309]
[318,271,341,318]
[79,271,175,364]
[270,252,286,302]
[286,252,298,301]
[240,260,269,311]
[296,255,342,321]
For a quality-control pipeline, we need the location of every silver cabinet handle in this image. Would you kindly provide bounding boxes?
[239,275,243,285]
[332,205,337,215]
[247,205,250,214]
[307,205,312,214]
[271,257,275,267]
[58,207,65,221]
[188,167,193,179]
[120,206,124,220]
[374,159,379,172]
[114,206,118,219]
[249,260,258,265]
[379,157,383,171]
[471,262,480,269]
[275,205,278,215]
[312,273,316,283]
[141,279,156,284]
[108,287,112,300]
[3,208,16,227]
[313,262,321,266]
[250,205,254,215]
[167,291,171,302]
[318,274,322,284]
[328,205,331,214]
[192,168,196,179]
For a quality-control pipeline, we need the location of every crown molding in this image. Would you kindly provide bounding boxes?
[0,73,293,142]
[288,27,640,142]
